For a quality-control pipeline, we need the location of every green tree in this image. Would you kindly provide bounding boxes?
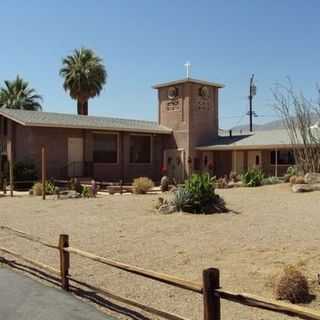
[60,48,107,115]
[0,76,42,111]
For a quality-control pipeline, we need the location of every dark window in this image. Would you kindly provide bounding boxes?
[256,155,260,165]
[193,158,200,170]
[3,118,7,136]
[93,134,118,163]
[130,135,151,163]
[271,150,295,165]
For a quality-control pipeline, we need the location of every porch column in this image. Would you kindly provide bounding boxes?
[275,148,278,177]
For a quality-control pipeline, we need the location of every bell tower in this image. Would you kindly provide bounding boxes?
[153,77,224,178]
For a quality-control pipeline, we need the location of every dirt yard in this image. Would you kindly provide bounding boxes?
[1,183,320,320]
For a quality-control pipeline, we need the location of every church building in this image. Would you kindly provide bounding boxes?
[0,76,294,183]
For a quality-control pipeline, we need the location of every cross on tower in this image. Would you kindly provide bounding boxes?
[184,61,191,78]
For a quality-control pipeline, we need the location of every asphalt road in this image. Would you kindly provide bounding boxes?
[0,267,114,320]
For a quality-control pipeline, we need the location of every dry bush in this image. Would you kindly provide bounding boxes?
[132,177,154,194]
[32,182,43,196]
[295,176,305,184]
[274,265,310,303]
[289,176,297,185]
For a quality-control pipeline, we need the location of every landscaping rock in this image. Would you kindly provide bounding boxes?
[160,176,170,192]
[58,190,81,199]
[158,204,176,214]
[305,173,320,184]
[292,184,314,193]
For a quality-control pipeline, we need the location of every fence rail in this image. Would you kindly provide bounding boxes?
[1,225,320,320]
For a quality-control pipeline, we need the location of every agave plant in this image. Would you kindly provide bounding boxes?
[0,76,42,110]
[241,168,264,187]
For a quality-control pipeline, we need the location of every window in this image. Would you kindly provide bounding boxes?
[271,150,295,165]
[93,134,118,163]
[130,135,151,163]
[255,155,260,166]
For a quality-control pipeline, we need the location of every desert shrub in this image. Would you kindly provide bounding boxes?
[45,180,55,194]
[229,171,240,182]
[81,185,94,198]
[295,176,305,184]
[287,166,298,177]
[216,177,228,189]
[241,168,264,187]
[32,182,43,196]
[274,265,310,303]
[14,160,37,181]
[183,173,227,214]
[173,187,191,211]
[262,176,282,185]
[32,181,56,196]
[132,177,154,194]
[69,178,83,194]
[289,175,297,185]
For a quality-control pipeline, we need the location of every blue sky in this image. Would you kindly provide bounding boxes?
[0,0,320,129]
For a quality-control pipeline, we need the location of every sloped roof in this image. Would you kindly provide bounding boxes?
[152,77,225,89]
[197,129,294,150]
[0,108,172,134]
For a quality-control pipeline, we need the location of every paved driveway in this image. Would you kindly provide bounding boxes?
[0,267,114,320]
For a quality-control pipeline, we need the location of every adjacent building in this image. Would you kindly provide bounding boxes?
[0,77,295,183]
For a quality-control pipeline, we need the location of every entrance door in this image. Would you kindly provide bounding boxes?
[164,149,185,184]
[248,151,262,169]
[232,151,244,174]
[68,137,83,177]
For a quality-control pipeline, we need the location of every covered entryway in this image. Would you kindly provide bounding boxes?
[164,149,185,184]
[67,137,84,177]
[248,150,262,169]
[232,151,245,174]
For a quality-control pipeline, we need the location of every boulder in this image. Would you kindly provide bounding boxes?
[160,176,170,192]
[158,204,176,214]
[292,184,314,193]
[305,173,320,184]
[58,190,81,199]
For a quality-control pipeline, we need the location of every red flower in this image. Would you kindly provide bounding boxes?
[161,166,167,174]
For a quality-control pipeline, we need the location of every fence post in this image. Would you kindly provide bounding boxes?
[9,161,13,197]
[203,268,220,320]
[41,146,46,200]
[59,234,69,291]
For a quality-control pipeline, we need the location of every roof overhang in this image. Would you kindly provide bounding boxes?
[0,110,172,135]
[196,144,300,151]
[152,78,225,89]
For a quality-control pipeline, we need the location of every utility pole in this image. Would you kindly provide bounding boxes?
[248,74,256,132]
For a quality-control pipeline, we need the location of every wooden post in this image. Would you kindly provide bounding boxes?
[59,234,70,291]
[119,179,123,195]
[203,268,220,320]
[3,178,7,195]
[9,161,13,197]
[41,146,46,200]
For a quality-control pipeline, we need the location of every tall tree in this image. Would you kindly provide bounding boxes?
[0,76,42,111]
[60,48,107,115]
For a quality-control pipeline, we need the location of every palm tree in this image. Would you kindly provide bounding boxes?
[60,48,107,115]
[0,76,42,111]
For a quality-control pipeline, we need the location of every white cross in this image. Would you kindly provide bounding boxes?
[184,61,191,78]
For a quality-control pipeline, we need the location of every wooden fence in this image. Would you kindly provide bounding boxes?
[1,224,320,320]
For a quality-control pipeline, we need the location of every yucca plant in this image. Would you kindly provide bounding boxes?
[241,168,264,187]
[183,174,226,214]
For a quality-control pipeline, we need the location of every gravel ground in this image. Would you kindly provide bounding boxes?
[1,183,320,320]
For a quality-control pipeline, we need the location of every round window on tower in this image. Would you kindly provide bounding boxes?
[200,86,209,98]
[168,87,178,99]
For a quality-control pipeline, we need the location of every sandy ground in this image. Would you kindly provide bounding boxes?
[1,183,320,319]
